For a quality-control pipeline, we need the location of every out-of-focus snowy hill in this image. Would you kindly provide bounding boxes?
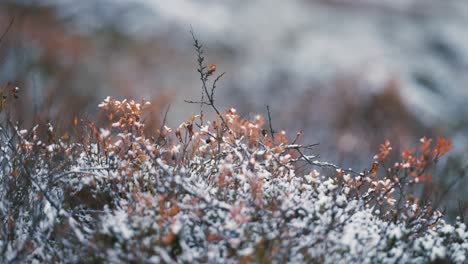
[123,0,468,164]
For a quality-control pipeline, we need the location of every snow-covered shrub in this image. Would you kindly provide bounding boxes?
[0,95,466,263]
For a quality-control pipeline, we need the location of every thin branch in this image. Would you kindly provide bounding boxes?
[188,27,228,128]
[184,100,211,105]
[161,103,171,128]
[265,105,275,139]
[0,16,15,49]
[295,148,360,175]
[458,199,465,223]
[211,72,226,99]
[156,104,171,144]
[190,26,207,126]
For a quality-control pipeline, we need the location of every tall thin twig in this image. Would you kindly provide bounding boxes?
[186,28,227,128]
[266,105,275,140]
[0,16,15,49]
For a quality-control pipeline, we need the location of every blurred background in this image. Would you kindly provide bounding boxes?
[1,0,467,218]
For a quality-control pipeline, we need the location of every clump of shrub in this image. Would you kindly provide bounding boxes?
[0,35,466,263]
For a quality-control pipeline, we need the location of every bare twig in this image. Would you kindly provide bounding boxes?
[265,105,275,140]
[0,16,14,49]
[211,72,226,99]
[184,100,210,105]
[458,199,465,223]
[190,26,207,126]
[295,148,360,175]
[156,104,171,144]
[187,27,227,128]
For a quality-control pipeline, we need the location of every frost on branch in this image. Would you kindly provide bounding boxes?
[0,97,466,263]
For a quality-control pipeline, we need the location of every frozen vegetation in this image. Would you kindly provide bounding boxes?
[0,92,466,263]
